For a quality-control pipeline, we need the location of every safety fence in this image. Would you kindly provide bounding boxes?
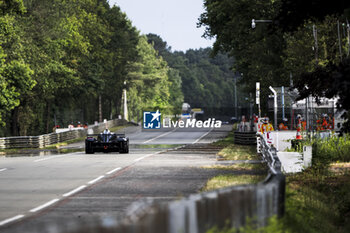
[46,133,285,233]
[0,119,128,149]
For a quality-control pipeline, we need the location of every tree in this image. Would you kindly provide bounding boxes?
[0,0,35,131]
[199,0,288,109]
[126,36,171,121]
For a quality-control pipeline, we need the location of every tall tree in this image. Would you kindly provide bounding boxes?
[0,0,34,133]
[199,0,287,110]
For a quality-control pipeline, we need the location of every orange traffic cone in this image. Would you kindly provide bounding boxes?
[296,120,303,140]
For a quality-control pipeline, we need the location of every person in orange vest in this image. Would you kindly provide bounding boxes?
[327,115,334,130]
[321,114,328,131]
[316,118,321,131]
[301,120,306,130]
[260,117,274,133]
[279,118,289,130]
[260,117,274,144]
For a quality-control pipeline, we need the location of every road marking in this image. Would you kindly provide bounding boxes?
[192,128,214,144]
[106,167,121,175]
[34,154,73,162]
[88,175,105,184]
[29,199,60,213]
[133,151,163,162]
[63,185,87,197]
[142,129,176,144]
[0,168,7,172]
[0,215,25,226]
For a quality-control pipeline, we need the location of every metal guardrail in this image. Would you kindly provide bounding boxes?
[256,133,282,175]
[0,119,128,149]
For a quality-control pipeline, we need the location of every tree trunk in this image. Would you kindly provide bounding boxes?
[99,95,102,122]
[11,108,19,136]
[46,101,51,134]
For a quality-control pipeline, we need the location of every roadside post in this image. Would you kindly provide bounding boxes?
[256,82,261,118]
[269,86,278,130]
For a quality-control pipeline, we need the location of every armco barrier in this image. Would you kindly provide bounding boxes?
[0,119,128,149]
[39,132,284,233]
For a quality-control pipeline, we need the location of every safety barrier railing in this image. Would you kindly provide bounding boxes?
[0,119,128,149]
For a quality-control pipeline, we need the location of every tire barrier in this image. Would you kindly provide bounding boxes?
[0,119,128,149]
[234,131,257,145]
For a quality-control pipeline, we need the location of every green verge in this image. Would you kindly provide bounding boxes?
[202,174,265,192]
[202,129,266,191]
[44,136,86,149]
[207,134,350,233]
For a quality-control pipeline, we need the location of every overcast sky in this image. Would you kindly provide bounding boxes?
[109,0,214,52]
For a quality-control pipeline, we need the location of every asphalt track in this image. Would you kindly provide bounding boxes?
[0,125,237,232]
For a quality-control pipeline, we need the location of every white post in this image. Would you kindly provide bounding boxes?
[269,86,278,130]
[256,82,261,118]
[123,81,128,121]
[303,146,312,168]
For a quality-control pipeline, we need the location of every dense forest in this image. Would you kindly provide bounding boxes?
[0,0,240,136]
[199,0,350,130]
[147,34,247,118]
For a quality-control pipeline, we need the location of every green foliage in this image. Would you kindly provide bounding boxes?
[206,216,286,233]
[312,134,350,170]
[0,0,181,135]
[0,13,34,127]
[127,36,172,121]
[147,33,238,117]
[0,0,25,15]
[199,0,287,101]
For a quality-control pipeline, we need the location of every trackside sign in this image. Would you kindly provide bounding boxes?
[162,118,221,128]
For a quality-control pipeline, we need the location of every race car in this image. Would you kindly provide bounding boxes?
[85,129,129,154]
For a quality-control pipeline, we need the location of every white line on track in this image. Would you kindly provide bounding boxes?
[106,167,121,175]
[142,129,176,144]
[88,175,105,184]
[133,151,162,162]
[34,153,76,162]
[0,168,7,172]
[192,128,214,144]
[62,185,87,197]
[29,199,60,213]
[0,215,25,226]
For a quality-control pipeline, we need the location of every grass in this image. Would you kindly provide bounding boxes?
[202,174,265,192]
[280,169,350,233]
[207,133,350,233]
[0,148,35,155]
[217,145,260,161]
[202,163,266,172]
[213,130,235,147]
[109,125,128,133]
[44,136,86,149]
[202,128,266,192]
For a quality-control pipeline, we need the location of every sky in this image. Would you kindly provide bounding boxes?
[108,0,214,52]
